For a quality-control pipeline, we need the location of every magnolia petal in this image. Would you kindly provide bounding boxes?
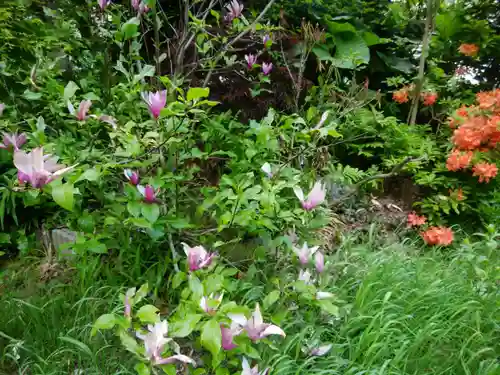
[261,324,286,338]
[293,186,305,202]
[67,101,75,115]
[52,164,78,177]
[316,291,334,300]
[310,344,333,356]
[200,296,208,312]
[13,150,33,175]
[261,162,272,176]
[307,181,326,206]
[241,357,252,375]
[137,185,146,197]
[156,354,196,365]
[252,303,264,328]
[228,313,248,327]
[31,147,45,172]
[259,368,270,375]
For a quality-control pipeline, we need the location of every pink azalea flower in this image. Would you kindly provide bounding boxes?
[241,357,269,375]
[137,184,159,203]
[182,243,216,272]
[262,62,273,75]
[228,303,285,342]
[136,321,195,366]
[0,133,27,151]
[294,181,326,210]
[245,54,257,69]
[141,90,167,119]
[124,169,140,185]
[293,242,319,265]
[68,100,92,121]
[13,147,77,188]
[220,323,241,350]
[225,0,244,22]
[315,251,324,273]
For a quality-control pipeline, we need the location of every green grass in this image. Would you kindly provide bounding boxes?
[0,236,498,375]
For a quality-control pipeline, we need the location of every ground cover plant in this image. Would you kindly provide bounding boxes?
[0,0,499,374]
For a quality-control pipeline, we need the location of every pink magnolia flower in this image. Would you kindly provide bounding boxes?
[241,357,269,375]
[200,293,223,315]
[225,0,244,22]
[228,303,285,342]
[68,100,92,121]
[293,242,319,265]
[89,114,118,129]
[262,63,273,75]
[13,147,77,188]
[182,243,216,272]
[141,90,167,119]
[315,251,324,273]
[0,103,4,117]
[137,184,159,203]
[98,0,111,11]
[124,169,140,185]
[310,344,333,356]
[131,0,140,10]
[137,321,195,366]
[18,171,31,185]
[298,269,313,285]
[124,295,132,318]
[294,181,326,210]
[0,133,27,151]
[139,2,150,14]
[220,323,241,350]
[245,54,257,69]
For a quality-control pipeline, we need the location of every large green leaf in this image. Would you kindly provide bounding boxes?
[332,33,370,69]
[201,319,221,357]
[52,182,74,211]
[169,314,202,337]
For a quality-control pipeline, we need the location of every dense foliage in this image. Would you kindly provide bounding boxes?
[0,1,499,374]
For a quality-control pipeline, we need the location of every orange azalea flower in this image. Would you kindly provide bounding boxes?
[446,149,473,171]
[476,91,497,109]
[421,92,438,106]
[458,43,479,57]
[407,212,426,227]
[393,89,409,104]
[472,162,498,183]
[421,226,454,246]
[449,188,464,201]
[456,106,470,119]
[452,116,489,150]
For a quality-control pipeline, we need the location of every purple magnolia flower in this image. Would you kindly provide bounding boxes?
[293,242,319,265]
[139,2,150,14]
[131,0,140,10]
[225,0,244,22]
[294,181,326,210]
[220,323,241,350]
[98,0,111,11]
[124,169,140,185]
[182,243,216,272]
[228,303,285,342]
[137,184,159,203]
[241,357,269,375]
[298,269,313,285]
[141,90,167,119]
[310,344,333,356]
[262,62,273,75]
[263,34,271,47]
[0,133,27,151]
[245,54,257,69]
[137,321,195,366]
[0,103,4,117]
[89,114,118,129]
[315,251,324,273]
[68,100,92,121]
[13,147,77,188]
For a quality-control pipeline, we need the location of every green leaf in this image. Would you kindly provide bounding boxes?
[312,47,333,61]
[136,304,160,324]
[119,330,141,354]
[135,283,149,303]
[263,290,280,309]
[172,271,187,289]
[122,17,140,40]
[327,21,357,34]
[127,201,142,218]
[76,168,100,183]
[332,32,370,69]
[317,300,340,317]
[23,89,42,101]
[52,182,74,211]
[201,319,221,357]
[133,64,156,84]
[64,81,79,101]
[362,31,388,46]
[135,363,151,375]
[189,274,204,297]
[58,336,92,357]
[169,314,202,337]
[0,233,10,244]
[187,87,210,101]
[141,203,160,223]
[91,314,117,336]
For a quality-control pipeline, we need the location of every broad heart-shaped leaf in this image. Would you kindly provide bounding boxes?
[119,330,141,355]
[201,319,221,358]
[76,168,100,183]
[52,182,74,211]
[172,271,187,289]
[136,304,160,324]
[312,46,333,61]
[317,300,340,317]
[169,314,202,337]
[63,81,79,101]
[91,314,117,336]
[141,203,160,223]
[187,87,210,101]
[121,17,140,40]
[332,32,370,69]
[263,290,280,309]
